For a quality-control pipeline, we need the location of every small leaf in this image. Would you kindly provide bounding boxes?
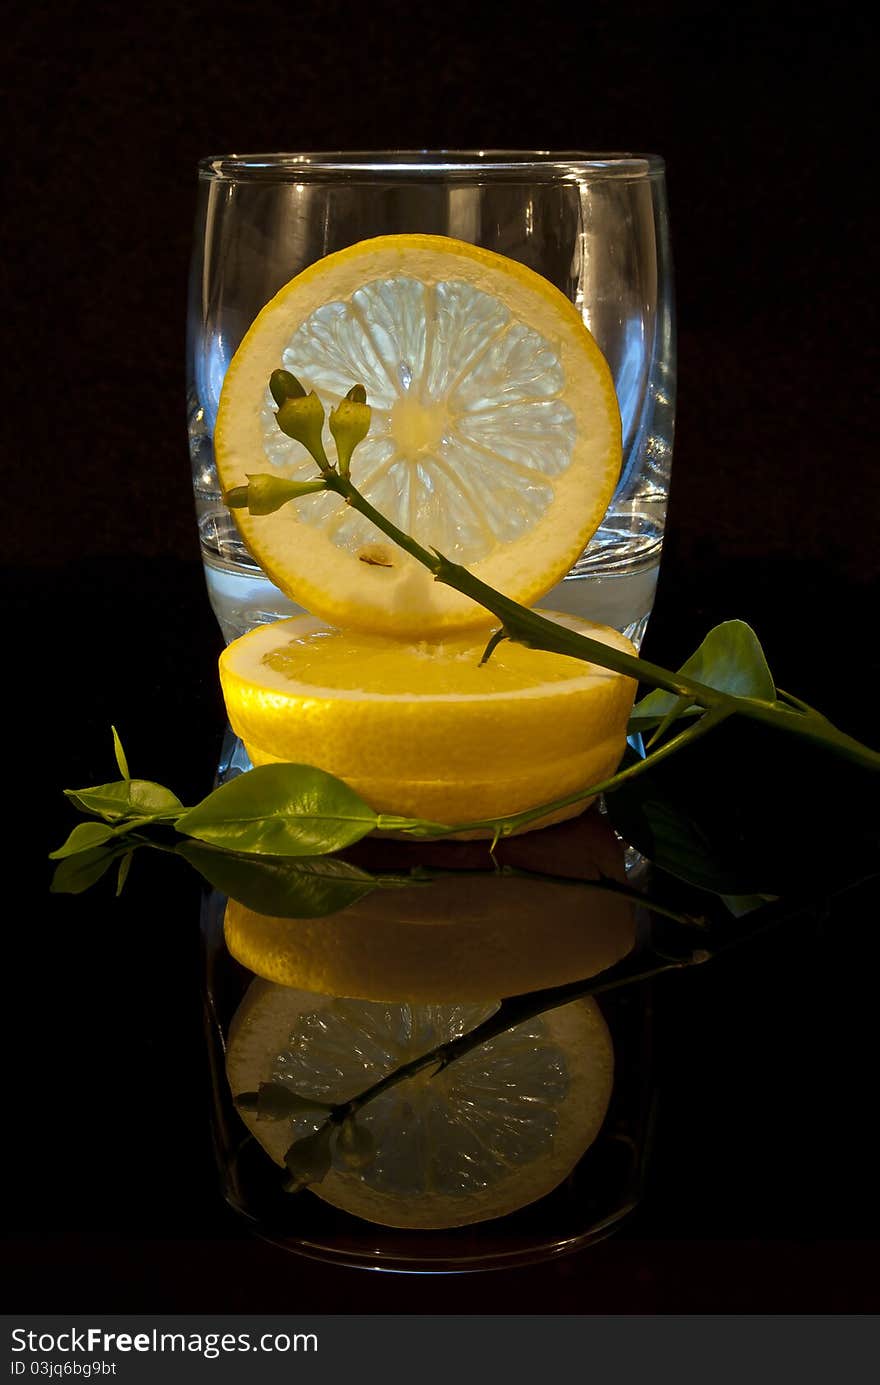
[630,621,776,734]
[64,779,183,822]
[175,763,380,857]
[176,840,381,916]
[50,842,132,894]
[111,726,130,779]
[336,1115,375,1170]
[49,821,119,859]
[283,1124,335,1192]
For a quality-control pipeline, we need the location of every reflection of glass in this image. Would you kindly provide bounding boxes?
[188,152,674,648]
[200,814,656,1271]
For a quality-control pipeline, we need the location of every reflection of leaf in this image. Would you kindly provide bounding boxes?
[176,764,378,856]
[176,841,381,917]
[607,783,765,895]
[721,893,777,918]
[50,842,133,894]
[283,1125,335,1192]
[608,715,879,899]
[115,851,133,897]
[64,779,183,821]
[235,1082,332,1120]
[630,621,776,734]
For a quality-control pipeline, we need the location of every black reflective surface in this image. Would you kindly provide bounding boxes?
[13,550,880,1309]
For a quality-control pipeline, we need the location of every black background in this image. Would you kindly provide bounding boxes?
[5,0,879,1315]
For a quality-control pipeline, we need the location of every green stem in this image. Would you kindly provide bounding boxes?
[330,947,709,1126]
[325,473,880,773]
[406,704,731,840]
[415,863,706,928]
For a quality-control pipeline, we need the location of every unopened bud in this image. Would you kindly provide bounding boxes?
[224,474,327,515]
[270,368,307,407]
[329,393,371,476]
[276,391,331,470]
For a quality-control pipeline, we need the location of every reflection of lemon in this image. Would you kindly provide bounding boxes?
[219,612,637,832]
[215,234,621,638]
[226,982,614,1230]
[224,849,635,1004]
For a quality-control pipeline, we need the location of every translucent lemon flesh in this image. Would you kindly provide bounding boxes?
[226,982,614,1230]
[215,235,621,637]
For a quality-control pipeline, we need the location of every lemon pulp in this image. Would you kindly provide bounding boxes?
[226,982,614,1230]
[215,234,621,637]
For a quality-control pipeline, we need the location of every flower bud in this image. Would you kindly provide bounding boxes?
[224,474,327,515]
[276,391,331,470]
[270,368,306,407]
[329,394,371,475]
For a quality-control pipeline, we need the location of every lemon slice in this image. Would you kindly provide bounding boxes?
[223,836,636,1002]
[219,611,637,831]
[226,981,614,1229]
[215,234,621,637]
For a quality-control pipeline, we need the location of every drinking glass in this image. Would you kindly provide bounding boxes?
[187,152,675,648]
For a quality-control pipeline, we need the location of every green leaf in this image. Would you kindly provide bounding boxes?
[283,1124,335,1192]
[235,1083,332,1120]
[175,763,380,857]
[50,842,134,894]
[111,725,130,779]
[629,621,776,734]
[176,840,382,916]
[64,779,183,822]
[49,821,119,859]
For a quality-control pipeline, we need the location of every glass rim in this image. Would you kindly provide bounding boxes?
[197,149,666,183]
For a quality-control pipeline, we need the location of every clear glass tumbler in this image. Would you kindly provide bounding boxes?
[187,151,674,647]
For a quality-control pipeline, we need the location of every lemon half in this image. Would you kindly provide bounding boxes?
[223,856,636,1003]
[219,612,637,831]
[215,234,621,637]
[226,982,614,1230]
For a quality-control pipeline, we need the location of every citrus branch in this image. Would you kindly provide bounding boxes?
[225,371,880,775]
